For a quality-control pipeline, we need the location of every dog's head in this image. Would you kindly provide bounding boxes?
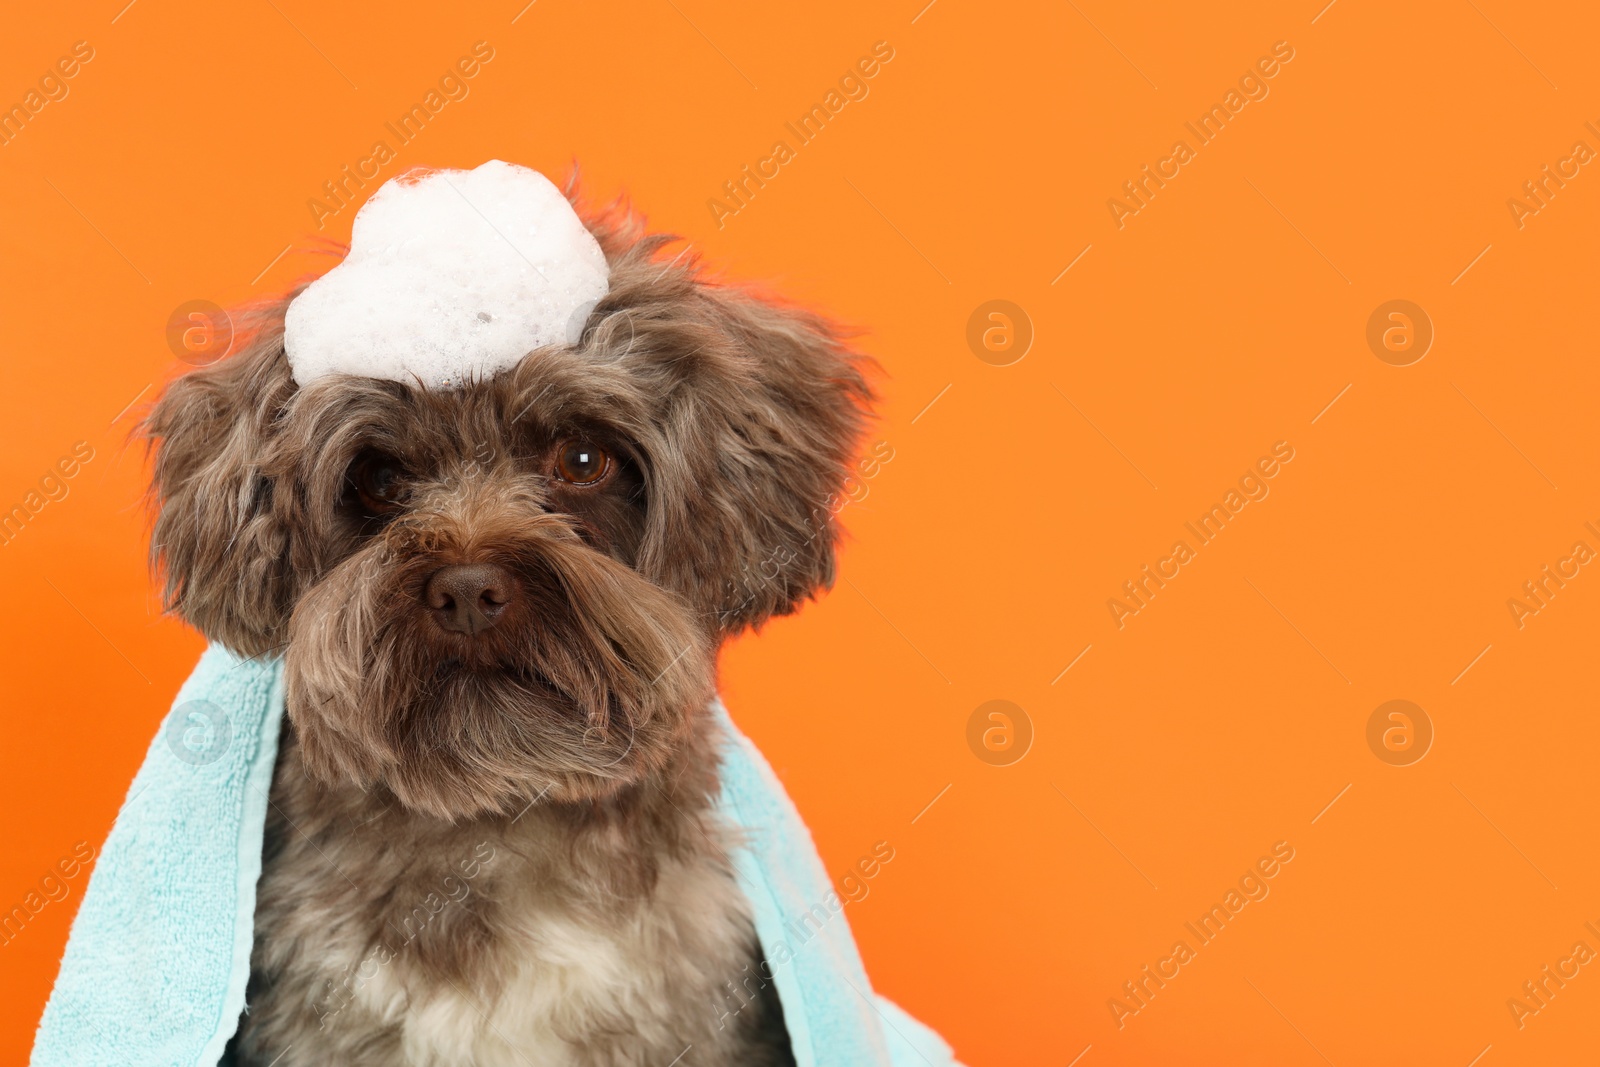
[143,207,871,820]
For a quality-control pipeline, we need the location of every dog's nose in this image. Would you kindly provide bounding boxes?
[425,563,515,635]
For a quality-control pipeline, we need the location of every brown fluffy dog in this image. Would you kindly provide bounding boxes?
[142,199,871,1066]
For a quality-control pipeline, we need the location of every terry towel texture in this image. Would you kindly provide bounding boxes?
[31,646,958,1067]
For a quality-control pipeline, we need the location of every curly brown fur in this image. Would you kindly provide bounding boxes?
[142,192,869,1066]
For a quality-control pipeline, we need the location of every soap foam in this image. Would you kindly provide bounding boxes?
[284,160,609,389]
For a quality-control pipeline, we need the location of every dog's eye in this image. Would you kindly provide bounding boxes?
[555,441,611,486]
[352,454,408,513]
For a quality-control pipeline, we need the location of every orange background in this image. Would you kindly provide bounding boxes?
[3,1,1599,1064]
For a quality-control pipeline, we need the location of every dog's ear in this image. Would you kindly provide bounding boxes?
[614,256,875,637]
[142,300,299,656]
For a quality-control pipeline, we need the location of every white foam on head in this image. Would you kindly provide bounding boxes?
[284,160,609,389]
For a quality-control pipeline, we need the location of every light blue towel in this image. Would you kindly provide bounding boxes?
[31,645,957,1067]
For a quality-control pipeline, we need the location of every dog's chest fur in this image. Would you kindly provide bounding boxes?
[232,724,790,1067]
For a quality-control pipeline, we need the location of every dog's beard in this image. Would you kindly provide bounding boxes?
[283,511,712,821]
